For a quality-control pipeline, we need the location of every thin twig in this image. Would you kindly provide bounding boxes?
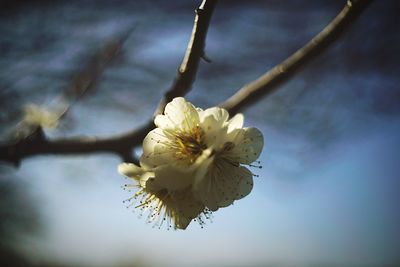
[154,0,217,116]
[220,0,373,114]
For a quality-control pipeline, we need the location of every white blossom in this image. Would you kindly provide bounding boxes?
[23,104,59,129]
[118,97,263,229]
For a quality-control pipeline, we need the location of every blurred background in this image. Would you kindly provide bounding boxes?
[1,0,399,266]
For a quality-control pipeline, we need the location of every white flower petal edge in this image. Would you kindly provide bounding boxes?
[226,113,244,132]
[199,107,229,127]
[118,163,144,177]
[118,162,153,187]
[225,127,264,164]
[147,165,194,192]
[154,97,199,131]
[193,158,254,211]
[141,128,176,168]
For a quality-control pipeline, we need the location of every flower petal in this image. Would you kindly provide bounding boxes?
[193,173,220,211]
[136,186,205,230]
[118,163,154,187]
[154,114,172,130]
[226,127,264,164]
[200,107,229,126]
[199,114,226,149]
[155,97,200,131]
[146,165,194,192]
[141,128,175,168]
[118,163,144,178]
[193,159,254,210]
[214,162,253,207]
[226,113,244,132]
[138,172,156,187]
[234,166,253,200]
[192,149,214,179]
[167,188,205,229]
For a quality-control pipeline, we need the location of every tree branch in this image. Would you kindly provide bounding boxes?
[154,0,217,116]
[220,0,373,114]
[0,0,372,166]
[0,0,217,166]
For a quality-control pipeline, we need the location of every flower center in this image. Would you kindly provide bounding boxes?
[174,125,206,163]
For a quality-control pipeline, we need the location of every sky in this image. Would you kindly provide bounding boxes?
[1,0,400,266]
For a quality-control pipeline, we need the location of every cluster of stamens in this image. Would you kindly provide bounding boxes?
[174,125,206,163]
[148,125,207,165]
[122,183,212,230]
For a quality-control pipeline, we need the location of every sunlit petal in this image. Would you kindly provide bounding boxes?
[226,127,264,164]
[226,113,244,132]
[118,163,144,177]
[146,165,194,192]
[141,128,175,168]
[199,114,226,149]
[157,97,200,131]
[193,159,253,210]
[200,107,229,126]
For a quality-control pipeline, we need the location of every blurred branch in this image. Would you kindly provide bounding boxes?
[220,0,374,114]
[0,0,217,166]
[11,29,134,143]
[58,27,135,120]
